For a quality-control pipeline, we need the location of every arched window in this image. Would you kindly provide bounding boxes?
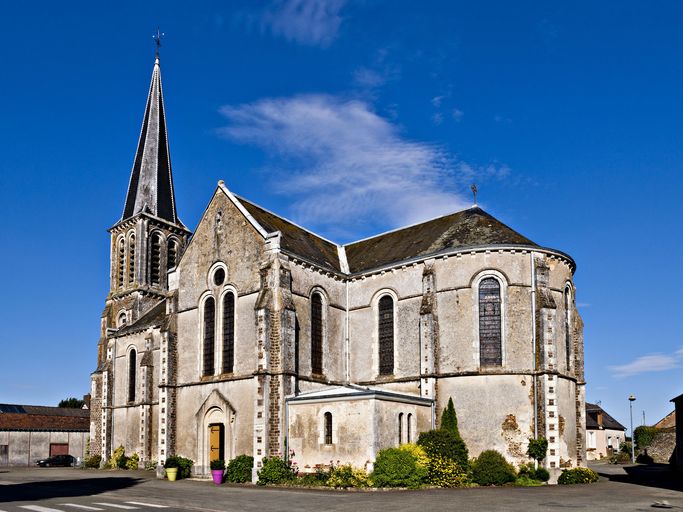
[167,239,178,270]
[324,412,333,445]
[407,413,413,443]
[311,293,323,375]
[117,238,126,288]
[564,286,572,370]
[128,349,137,402]
[127,234,136,284]
[398,412,403,445]
[149,232,162,286]
[203,297,216,376]
[118,311,127,327]
[479,277,502,366]
[378,295,394,375]
[222,292,235,374]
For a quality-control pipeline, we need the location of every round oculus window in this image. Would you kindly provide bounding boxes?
[213,267,226,286]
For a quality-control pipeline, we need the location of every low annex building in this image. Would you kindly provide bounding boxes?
[90,54,587,479]
[0,404,89,466]
[584,402,625,461]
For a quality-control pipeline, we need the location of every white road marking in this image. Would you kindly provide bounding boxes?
[62,505,105,510]
[19,506,65,512]
[125,503,168,509]
[92,505,138,510]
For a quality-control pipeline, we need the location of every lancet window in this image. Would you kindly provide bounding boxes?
[378,295,394,375]
[479,277,502,366]
[311,292,323,375]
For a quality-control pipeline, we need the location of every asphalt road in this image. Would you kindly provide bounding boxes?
[0,463,680,512]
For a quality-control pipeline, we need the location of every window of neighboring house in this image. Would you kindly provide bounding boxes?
[479,277,502,366]
[311,292,323,375]
[127,234,136,284]
[128,348,137,402]
[324,412,333,445]
[117,238,126,288]
[149,233,162,286]
[398,412,403,445]
[222,291,235,373]
[378,295,394,375]
[167,239,178,270]
[203,297,216,376]
[587,431,596,449]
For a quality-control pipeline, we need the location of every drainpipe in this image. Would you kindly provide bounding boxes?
[531,252,538,441]
[345,279,350,383]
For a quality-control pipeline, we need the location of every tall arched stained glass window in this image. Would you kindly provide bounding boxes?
[128,349,137,403]
[311,293,323,375]
[222,292,235,374]
[378,295,394,375]
[479,277,502,366]
[564,287,571,370]
[203,297,216,376]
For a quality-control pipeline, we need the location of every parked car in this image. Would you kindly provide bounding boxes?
[36,454,75,467]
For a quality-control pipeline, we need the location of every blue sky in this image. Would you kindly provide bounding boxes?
[1,1,682,432]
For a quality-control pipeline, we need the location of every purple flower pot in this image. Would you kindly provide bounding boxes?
[211,469,224,484]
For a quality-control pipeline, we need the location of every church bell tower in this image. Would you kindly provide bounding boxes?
[102,51,190,343]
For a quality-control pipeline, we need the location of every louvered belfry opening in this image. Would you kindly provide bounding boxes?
[479,277,502,366]
[378,295,394,375]
[311,293,323,375]
[150,233,162,286]
[222,292,235,374]
[128,349,137,402]
[167,239,177,270]
[117,239,126,288]
[203,297,215,376]
[127,235,136,284]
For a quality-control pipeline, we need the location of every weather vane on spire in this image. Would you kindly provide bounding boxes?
[153,27,164,58]
[471,183,478,206]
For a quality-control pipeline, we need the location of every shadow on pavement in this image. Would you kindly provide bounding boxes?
[0,477,142,503]
[595,464,683,492]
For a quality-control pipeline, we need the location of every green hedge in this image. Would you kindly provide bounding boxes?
[417,430,469,469]
[471,450,516,486]
[557,467,599,485]
[226,455,254,483]
[257,457,294,485]
[372,447,427,488]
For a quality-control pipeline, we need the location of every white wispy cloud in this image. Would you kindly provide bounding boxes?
[219,94,506,235]
[452,108,464,121]
[261,0,345,47]
[609,347,683,378]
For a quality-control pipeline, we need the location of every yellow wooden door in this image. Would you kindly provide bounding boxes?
[209,424,222,462]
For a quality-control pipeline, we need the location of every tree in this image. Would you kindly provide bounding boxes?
[527,437,548,463]
[58,397,85,408]
[440,397,462,441]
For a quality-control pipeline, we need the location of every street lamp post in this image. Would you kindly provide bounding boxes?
[629,394,636,463]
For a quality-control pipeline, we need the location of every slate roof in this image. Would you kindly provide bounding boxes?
[238,197,342,272]
[121,56,179,225]
[115,299,167,336]
[0,404,89,432]
[344,207,539,273]
[586,402,626,431]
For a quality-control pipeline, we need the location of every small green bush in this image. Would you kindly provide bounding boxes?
[427,454,470,488]
[125,453,139,470]
[535,467,550,482]
[144,459,157,471]
[633,426,658,449]
[257,457,295,485]
[372,447,427,488]
[84,454,101,468]
[326,464,371,488]
[164,455,194,479]
[471,450,516,486]
[108,446,127,469]
[226,455,254,483]
[515,475,544,486]
[527,438,548,463]
[417,430,469,469]
[517,463,549,483]
[557,467,599,485]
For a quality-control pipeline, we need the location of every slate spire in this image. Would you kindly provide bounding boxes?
[122,55,178,224]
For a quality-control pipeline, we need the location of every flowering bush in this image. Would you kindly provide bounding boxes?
[326,464,371,488]
[257,456,295,485]
[108,446,127,469]
[557,467,599,485]
[427,454,470,488]
[399,444,429,470]
[125,453,140,470]
[417,430,469,470]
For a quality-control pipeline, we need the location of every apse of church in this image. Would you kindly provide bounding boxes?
[91,54,586,481]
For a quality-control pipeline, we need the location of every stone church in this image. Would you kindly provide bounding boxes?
[90,55,586,479]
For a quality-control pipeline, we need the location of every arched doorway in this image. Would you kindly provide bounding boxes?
[195,391,235,475]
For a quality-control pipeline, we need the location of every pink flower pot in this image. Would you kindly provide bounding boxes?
[211,469,224,484]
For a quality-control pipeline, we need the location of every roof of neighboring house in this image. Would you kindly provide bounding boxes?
[672,393,683,403]
[585,402,626,431]
[0,404,89,432]
[654,410,676,430]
